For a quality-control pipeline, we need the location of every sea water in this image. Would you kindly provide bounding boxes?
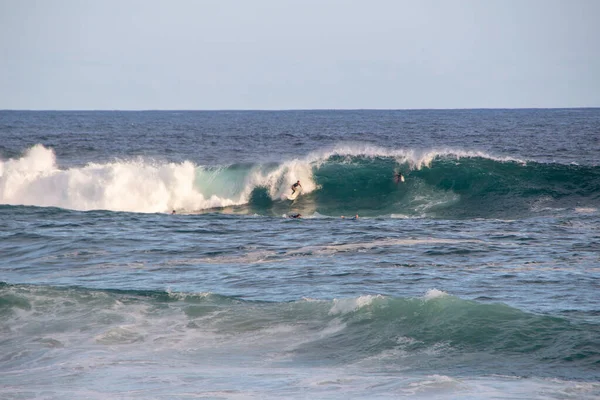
[1,109,599,399]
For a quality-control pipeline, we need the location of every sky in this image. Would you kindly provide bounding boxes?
[0,0,599,110]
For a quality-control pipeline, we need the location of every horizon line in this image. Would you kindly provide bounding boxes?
[1,106,599,112]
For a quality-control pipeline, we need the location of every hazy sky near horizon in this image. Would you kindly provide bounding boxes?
[1,0,599,110]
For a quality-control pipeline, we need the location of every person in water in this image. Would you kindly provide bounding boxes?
[341,214,359,220]
[394,172,404,184]
[291,180,302,195]
[289,213,302,219]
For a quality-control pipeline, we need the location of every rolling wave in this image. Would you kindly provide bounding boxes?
[1,144,599,218]
[1,283,598,379]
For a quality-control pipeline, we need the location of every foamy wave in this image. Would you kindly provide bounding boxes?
[0,145,208,212]
[0,145,317,213]
[0,143,536,214]
[303,143,527,170]
[165,289,213,302]
[246,158,317,200]
[404,148,526,170]
[423,289,448,300]
[329,295,383,315]
[575,207,597,214]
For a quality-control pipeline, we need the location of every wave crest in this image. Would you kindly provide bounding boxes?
[2,144,599,217]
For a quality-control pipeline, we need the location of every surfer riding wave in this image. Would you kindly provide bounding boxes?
[291,180,302,195]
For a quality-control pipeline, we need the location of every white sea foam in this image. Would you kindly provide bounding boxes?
[329,295,383,315]
[0,145,317,213]
[94,325,145,345]
[305,143,527,170]
[423,288,448,300]
[575,207,597,214]
[0,145,206,212]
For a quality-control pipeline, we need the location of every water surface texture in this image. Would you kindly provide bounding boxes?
[1,109,599,399]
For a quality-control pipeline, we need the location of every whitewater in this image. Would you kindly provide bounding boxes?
[1,109,599,399]
[2,143,597,217]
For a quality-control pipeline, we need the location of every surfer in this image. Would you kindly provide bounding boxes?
[289,213,302,219]
[394,172,404,184]
[341,214,359,220]
[291,180,302,195]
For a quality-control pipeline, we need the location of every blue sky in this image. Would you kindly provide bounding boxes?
[1,0,598,109]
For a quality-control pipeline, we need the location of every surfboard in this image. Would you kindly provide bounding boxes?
[287,187,302,201]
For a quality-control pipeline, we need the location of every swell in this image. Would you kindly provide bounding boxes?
[1,283,599,379]
[1,144,599,218]
[404,155,600,218]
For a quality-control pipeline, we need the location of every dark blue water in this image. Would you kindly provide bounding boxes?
[1,109,599,399]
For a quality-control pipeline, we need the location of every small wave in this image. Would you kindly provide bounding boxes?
[329,294,383,315]
[422,288,448,300]
[575,207,597,214]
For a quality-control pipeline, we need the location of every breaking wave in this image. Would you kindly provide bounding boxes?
[2,283,599,380]
[1,144,599,218]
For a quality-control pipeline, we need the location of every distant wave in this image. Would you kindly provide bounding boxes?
[1,144,599,218]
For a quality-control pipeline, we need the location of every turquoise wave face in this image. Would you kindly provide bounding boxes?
[2,144,599,216]
[2,283,599,380]
[240,154,600,218]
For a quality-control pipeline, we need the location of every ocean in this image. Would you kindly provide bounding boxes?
[1,109,599,399]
